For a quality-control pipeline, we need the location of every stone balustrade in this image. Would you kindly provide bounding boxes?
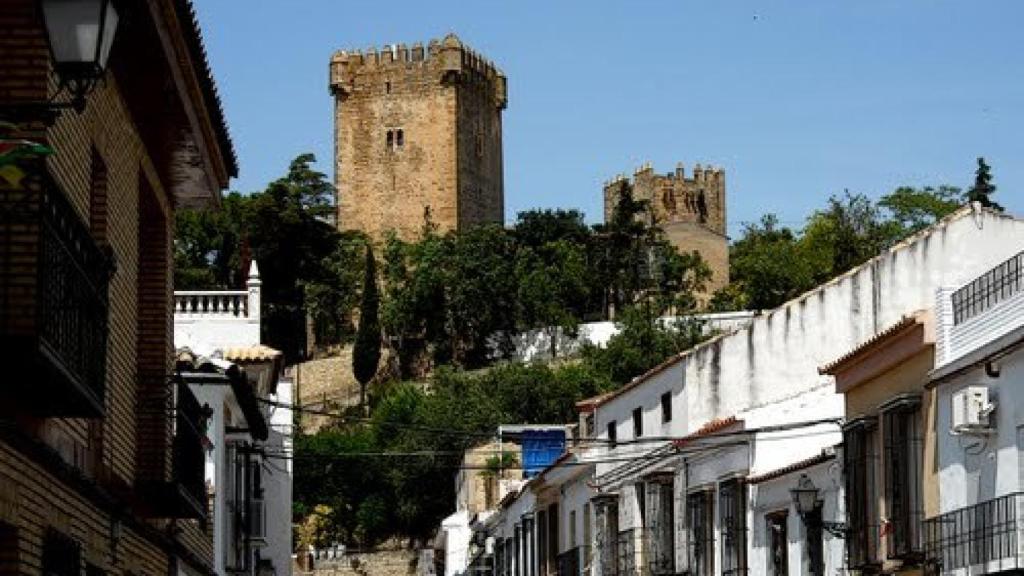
[173,261,262,351]
[174,290,249,318]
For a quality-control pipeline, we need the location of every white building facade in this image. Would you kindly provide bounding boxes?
[174,262,294,576]
[929,249,1024,575]
[478,207,1024,576]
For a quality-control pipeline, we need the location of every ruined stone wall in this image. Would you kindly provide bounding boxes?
[330,36,506,242]
[603,162,730,294]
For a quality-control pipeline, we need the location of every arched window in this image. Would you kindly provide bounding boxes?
[396,129,404,147]
[386,130,394,150]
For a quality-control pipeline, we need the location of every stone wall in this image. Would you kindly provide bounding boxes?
[603,162,730,295]
[330,35,506,242]
[296,547,423,576]
[295,351,362,433]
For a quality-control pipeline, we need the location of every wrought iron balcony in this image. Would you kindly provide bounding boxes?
[924,492,1024,575]
[0,165,110,417]
[139,382,209,520]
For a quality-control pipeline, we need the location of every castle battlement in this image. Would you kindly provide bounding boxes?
[330,34,507,107]
[601,160,730,294]
[604,161,724,189]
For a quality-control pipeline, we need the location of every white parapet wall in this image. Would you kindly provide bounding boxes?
[495,310,758,363]
[174,261,262,352]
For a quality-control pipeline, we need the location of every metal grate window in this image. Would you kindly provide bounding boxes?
[687,490,715,576]
[951,251,1024,325]
[720,479,748,576]
[844,418,881,570]
[882,397,924,562]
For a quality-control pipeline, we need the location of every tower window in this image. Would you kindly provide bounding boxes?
[386,81,391,94]
[386,129,404,152]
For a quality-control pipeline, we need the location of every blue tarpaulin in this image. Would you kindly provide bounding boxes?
[521,429,566,478]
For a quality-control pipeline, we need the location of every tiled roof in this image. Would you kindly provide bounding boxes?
[746,449,836,484]
[172,0,238,177]
[818,311,927,375]
[222,344,282,363]
[672,416,743,448]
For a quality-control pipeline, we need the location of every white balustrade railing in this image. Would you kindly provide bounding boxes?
[174,290,249,318]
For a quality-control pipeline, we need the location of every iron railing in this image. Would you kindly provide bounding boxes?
[924,492,1024,574]
[0,166,110,416]
[951,251,1024,325]
[173,381,209,518]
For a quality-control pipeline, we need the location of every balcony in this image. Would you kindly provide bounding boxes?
[139,382,209,520]
[0,166,110,417]
[924,493,1024,575]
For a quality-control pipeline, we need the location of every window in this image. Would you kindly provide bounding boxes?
[766,511,788,576]
[42,529,80,576]
[585,414,595,438]
[844,418,880,569]
[805,505,824,576]
[719,479,747,576]
[537,510,548,576]
[0,522,17,574]
[633,408,643,438]
[385,80,391,94]
[570,510,577,547]
[882,396,923,560]
[686,490,714,576]
[547,503,559,576]
[661,392,672,424]
[386,130,394,150]
[396,129,404,147]
[636,483,646,528]
[648,480,675,575]
[607,421,617,448]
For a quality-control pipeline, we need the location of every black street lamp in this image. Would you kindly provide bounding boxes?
[3,0,119,122]
[790,474,847,539]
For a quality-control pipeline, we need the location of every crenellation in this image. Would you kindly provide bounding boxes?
[603,161,729,295]
[332,34,506,242]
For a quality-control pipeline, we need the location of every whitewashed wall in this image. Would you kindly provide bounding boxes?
[935,340,1024,513]
[748,461,844,576]
[496,311,756,363]
[594,209,1024,475]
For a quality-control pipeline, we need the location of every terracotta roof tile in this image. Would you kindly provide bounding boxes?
[818,311,927,375]
[672,416,743,448]
[746,450,836,484]
[222,344,282,363]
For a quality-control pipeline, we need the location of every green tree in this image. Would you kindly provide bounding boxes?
[878,185,962,234]
[515,240,590,358]
[303,232,367,348]
[353,245,382,406]
[965,157,1002,211]
[582,305,705,386]
[711,215,816,311]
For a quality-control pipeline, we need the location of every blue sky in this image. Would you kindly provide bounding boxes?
[195,1,1023,237]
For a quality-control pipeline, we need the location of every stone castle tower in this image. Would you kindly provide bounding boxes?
[603,162,729,294]
[329,34,507,241]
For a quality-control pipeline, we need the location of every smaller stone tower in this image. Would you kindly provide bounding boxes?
[603,162,729,294]
[329,35,507,242]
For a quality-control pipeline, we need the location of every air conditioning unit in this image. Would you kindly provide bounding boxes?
[951,386,994,434]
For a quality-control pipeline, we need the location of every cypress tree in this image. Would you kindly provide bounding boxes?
[353,244,381,406]
[966,157,1003,211]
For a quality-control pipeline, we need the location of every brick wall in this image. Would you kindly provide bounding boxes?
[0,0,217,572]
